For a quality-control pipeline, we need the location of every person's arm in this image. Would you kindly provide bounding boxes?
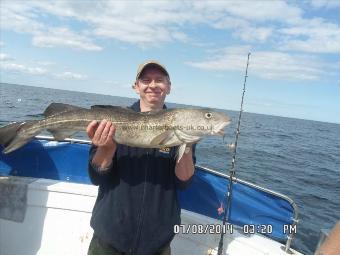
[87,120,116,185]
[175,144,196,189]
[316,222,340,255]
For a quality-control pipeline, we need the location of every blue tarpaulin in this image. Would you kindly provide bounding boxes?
[0,139,295,242]
[177,168,295,241]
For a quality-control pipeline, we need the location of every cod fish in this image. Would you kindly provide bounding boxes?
[0,103,231,162]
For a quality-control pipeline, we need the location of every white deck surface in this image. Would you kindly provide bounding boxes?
[0,176,303,255]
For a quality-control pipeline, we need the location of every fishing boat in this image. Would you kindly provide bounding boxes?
[0,136,301,255]
[0,54,305,255]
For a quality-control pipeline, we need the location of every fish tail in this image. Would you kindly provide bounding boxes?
[0,121,39,154]
[0,122,24,147]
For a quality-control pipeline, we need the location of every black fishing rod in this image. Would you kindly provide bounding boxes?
[217,52,251,255]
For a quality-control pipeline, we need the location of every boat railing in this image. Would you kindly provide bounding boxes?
[196,164,299,253]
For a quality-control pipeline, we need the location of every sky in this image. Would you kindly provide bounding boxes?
[0,0,340,124]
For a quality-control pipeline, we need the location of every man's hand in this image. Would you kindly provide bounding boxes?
[87,120,116,170]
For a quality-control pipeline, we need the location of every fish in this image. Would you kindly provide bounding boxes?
[0,103,231,162]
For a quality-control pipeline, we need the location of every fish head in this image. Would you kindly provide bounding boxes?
[173,108,231,139]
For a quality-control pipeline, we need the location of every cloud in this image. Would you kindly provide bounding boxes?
[0,53,13,61]
[233,25,273,43]
[279,18,340,53]
[70,1,301,45]
[33,60,55,67]
[192,1,302,23]
[0,54,86,79]
[0,52,47,75]
[186,46,327,80]
[0,62,47,75]
[32,27,102,51]
[55,71,87,80]
[0,42,4,47]
[0,2,44,34]
[212,16,273,42]
[1,64,87,80]
[0,1,186,47]
[310,0,340,9]
[1,1,340,54]
[0,1,101,51]
[0,1,305,48]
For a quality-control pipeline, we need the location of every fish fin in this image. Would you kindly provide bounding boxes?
[176,144,187,163]
[91,105,135,113]
[47,129,77,141]
[150,131,174,146]
[44,103,85,117]
[0,121,39,154]
[174,129,201,143]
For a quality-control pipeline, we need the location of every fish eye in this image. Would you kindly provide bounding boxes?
[205,112,213,119]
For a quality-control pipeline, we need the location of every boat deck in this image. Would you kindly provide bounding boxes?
[0,176,302,255]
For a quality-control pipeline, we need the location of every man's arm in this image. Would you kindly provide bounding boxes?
[88,145,114,185]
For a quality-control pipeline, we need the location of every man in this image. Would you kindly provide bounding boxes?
[86,61,196,255]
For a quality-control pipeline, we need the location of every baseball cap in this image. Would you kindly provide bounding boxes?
[136,60,170,81]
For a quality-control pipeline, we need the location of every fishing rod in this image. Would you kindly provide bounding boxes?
[217,52,251,255]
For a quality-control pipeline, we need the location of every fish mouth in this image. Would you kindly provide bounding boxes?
[212,120,231,135]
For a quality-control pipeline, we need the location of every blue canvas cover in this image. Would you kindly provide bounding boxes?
[0,139,295,242]
[177,168,295,241]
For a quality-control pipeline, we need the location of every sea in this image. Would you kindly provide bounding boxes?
[0,82,339,255]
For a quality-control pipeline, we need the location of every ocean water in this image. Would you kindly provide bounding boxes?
[1,83,339,254]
